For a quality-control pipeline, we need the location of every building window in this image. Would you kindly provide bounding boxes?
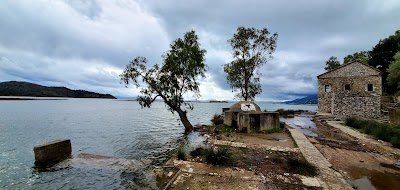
[325,85,331,93]
[344,84,350,91]
[368,84,373,91]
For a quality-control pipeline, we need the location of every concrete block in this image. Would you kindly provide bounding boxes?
[34,139,72,165]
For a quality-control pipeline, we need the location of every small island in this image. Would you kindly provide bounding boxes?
[0,81,116,99]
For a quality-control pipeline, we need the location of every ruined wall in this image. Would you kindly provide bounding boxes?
[224,111,233,126]
[260,112,280,130]
[318,67,381,114]
[237,113,250,132]
[34,139,72,165]
[318,78,333,113]
[332,91,381,119]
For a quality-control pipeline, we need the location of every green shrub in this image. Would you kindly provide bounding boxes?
[345,117,358,128]
[177,147,186,160]
[211,114,224,125]
[190,147,205,157]
[204,146,234,166]
[345,117,400,148]
[391,137,400,148]
[286,158,318,177]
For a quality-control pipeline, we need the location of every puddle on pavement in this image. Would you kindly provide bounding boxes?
[347,166,400,190]
[281,115,318,137]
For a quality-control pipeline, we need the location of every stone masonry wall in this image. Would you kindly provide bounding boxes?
[332,91,381,119]
[318,75,381,114]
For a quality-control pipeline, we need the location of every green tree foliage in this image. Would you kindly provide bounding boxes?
[343,51,368,64]
[324,56,341,71]
[121,31,206,132]
[224,27,278,101]
[387,52,400,92]
[368,30,400,94]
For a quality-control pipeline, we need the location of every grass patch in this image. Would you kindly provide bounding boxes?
[210,114,224,125]
[345,117,400,148]
[261,127,283,134]
[204,146,234,166]
[286,158,318,177]
[207,124,236,134]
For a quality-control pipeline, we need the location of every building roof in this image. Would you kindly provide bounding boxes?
[317,61,383,78]
[226,101,262,112]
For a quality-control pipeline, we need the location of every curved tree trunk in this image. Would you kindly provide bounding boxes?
[177,109,193,132]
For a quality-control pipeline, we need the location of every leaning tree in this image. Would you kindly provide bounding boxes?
[224,27,278,101]
[121,31,206,132]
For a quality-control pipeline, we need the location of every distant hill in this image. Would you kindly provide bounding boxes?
[0,81,116,99]
[283,94,317,104]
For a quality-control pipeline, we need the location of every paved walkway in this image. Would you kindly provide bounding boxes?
[327,121,400,156]
[288,128,353,190]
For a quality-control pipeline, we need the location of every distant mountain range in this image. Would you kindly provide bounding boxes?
[0,81,116,99]
[283,94,318,104]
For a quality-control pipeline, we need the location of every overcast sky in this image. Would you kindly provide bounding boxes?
[0,0,399,101]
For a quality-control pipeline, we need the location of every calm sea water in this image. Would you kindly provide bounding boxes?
[0,98,316,189]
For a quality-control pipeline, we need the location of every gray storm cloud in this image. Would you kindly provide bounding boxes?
[0,0,399,100]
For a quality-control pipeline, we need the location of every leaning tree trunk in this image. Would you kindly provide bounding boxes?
[177,109,193,132]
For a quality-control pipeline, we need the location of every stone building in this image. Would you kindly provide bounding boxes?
[317,61,383,119]
[223,101,279,132]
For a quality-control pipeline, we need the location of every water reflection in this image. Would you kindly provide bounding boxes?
[280,114,318,137]
[0,99,316,189]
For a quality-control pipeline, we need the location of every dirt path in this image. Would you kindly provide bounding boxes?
[288,128,353,190]
[309,119,400,190]
[327,121,400,156]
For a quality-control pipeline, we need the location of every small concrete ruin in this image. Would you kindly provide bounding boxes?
[223,101,279,132]
[34,139,72,165]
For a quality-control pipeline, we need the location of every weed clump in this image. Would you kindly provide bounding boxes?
[204,146,234,166]
[177,147,186,160]
[211,114,224,125]
[190,147,205,158]
[286,158,318,176]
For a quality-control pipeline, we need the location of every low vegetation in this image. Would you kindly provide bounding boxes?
[207,123,236,134]
[257,127,283,134]
[204,146,234,166]
[275,109,305,118]
[286,158,318,177]
[177,147,186,160]
[189,147,205,158]
[210,114,224,125]
[345,117,400,148]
